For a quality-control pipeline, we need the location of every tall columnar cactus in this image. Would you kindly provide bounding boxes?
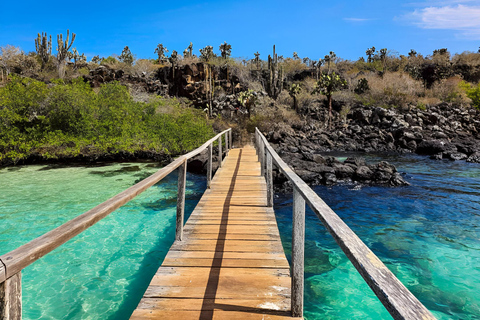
[35,32,52,70]
[56,30,76,79]
[266,45,283,99]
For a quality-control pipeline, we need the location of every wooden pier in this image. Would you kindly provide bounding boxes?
[131,146,298,319]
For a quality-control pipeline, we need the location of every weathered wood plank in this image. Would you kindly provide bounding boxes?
[0,272,21,320]
[131,146,294,319]
[291,187,305,317]
[175,160,187,241]
[256,128,435,320]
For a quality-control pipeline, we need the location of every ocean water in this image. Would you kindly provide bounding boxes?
[1,155,479,319]
[275,153,480,319]
[0,163,206,320]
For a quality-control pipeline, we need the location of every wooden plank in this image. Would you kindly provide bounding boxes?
[291,187,305,317]
[256,128,435,320]
[0,272,21,320]
[176,160,187,241]
[131,146,294,319]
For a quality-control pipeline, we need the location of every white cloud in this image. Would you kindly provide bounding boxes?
[402,3,480,38]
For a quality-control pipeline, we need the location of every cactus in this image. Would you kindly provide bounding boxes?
[288,83,302,112]
[266,45,283,99]
[35,32,52,70]
[154,44,168,63]
[56,30,76,79]
[219,42,232,59]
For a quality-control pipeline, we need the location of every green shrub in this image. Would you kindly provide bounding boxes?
[0,76,215,164]
[459,81,480,109]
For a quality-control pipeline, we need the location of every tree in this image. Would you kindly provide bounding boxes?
[187,42,193,57]
[56,30,76,79]
[254,52,261,69]
[408,49,417,58]
[366,46,376,63]
[199,46,215,62]
[35,32,52,71]
[0,45,22,76]
[219,42,232,59]
[169,50,179,81]
[380,48,387,76]
[91,55,102,64]
[154,43,168,63]
[313,72,347,129]
[288,83,302,112]
[293,52,300,60]
[119,46,134,65]
[323,51,336,74]
[302,57,310,66]
[237,89,257,118]
[67,48,86,69]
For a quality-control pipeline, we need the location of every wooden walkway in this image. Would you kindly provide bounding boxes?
[131,145,299,319]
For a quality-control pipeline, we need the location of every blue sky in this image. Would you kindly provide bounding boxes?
[1,0,480,62]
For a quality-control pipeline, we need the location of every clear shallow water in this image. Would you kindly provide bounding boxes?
[275,154,480,320]
[0,163,206,319]
[1,156,479,320]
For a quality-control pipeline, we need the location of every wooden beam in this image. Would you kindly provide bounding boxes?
[291,187,305,317]
[207,143,213,189]
[0,272,21,320]
[218,135,222,168]
[266,151,273,207]
[255,128,436,320]
[176,160,187,241]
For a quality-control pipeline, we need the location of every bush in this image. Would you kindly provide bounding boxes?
[0,76,215,165]
[460,81,480,109]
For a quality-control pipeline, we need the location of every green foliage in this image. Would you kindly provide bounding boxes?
[354,78,370,94]
[199,46,216,62]
[313,72,347,97]
[219,42,232,59]
[119,46,134,66]
[0,76,215,165]
[460,81,480,109]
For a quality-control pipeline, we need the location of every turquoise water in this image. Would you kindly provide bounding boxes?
[275,154,480,319]
[1,156,479,319]
[0,163,206,319]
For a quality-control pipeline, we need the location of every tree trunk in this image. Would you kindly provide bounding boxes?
[58,62,65,79]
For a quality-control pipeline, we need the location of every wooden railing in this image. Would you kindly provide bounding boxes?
[255,127,436,320]
[0,128,232,320]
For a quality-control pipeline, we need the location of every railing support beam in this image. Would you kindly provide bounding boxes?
[266,151,273,207]
[291,187,305,318]
[0,272,21,320]
[176,160,187,241]
[218,135,222,168]
[207,143,213,189]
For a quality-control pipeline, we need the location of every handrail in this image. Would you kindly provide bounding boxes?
[255,127,436,320]
[0,128,232,319]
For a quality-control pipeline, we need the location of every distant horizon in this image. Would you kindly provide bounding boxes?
[1,0,480,63]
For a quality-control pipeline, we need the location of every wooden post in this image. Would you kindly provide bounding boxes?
[218,135,222,168]
[207,143,212,189]
[260,140,265,177]
[0,272,22,320]
[225,132,229,154]
[176,160,187,241]
[229,130,232,149]
[291,187,305,318]
[266,151,273,207]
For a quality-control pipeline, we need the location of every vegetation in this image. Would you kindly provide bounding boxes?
[0,76,214,165]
